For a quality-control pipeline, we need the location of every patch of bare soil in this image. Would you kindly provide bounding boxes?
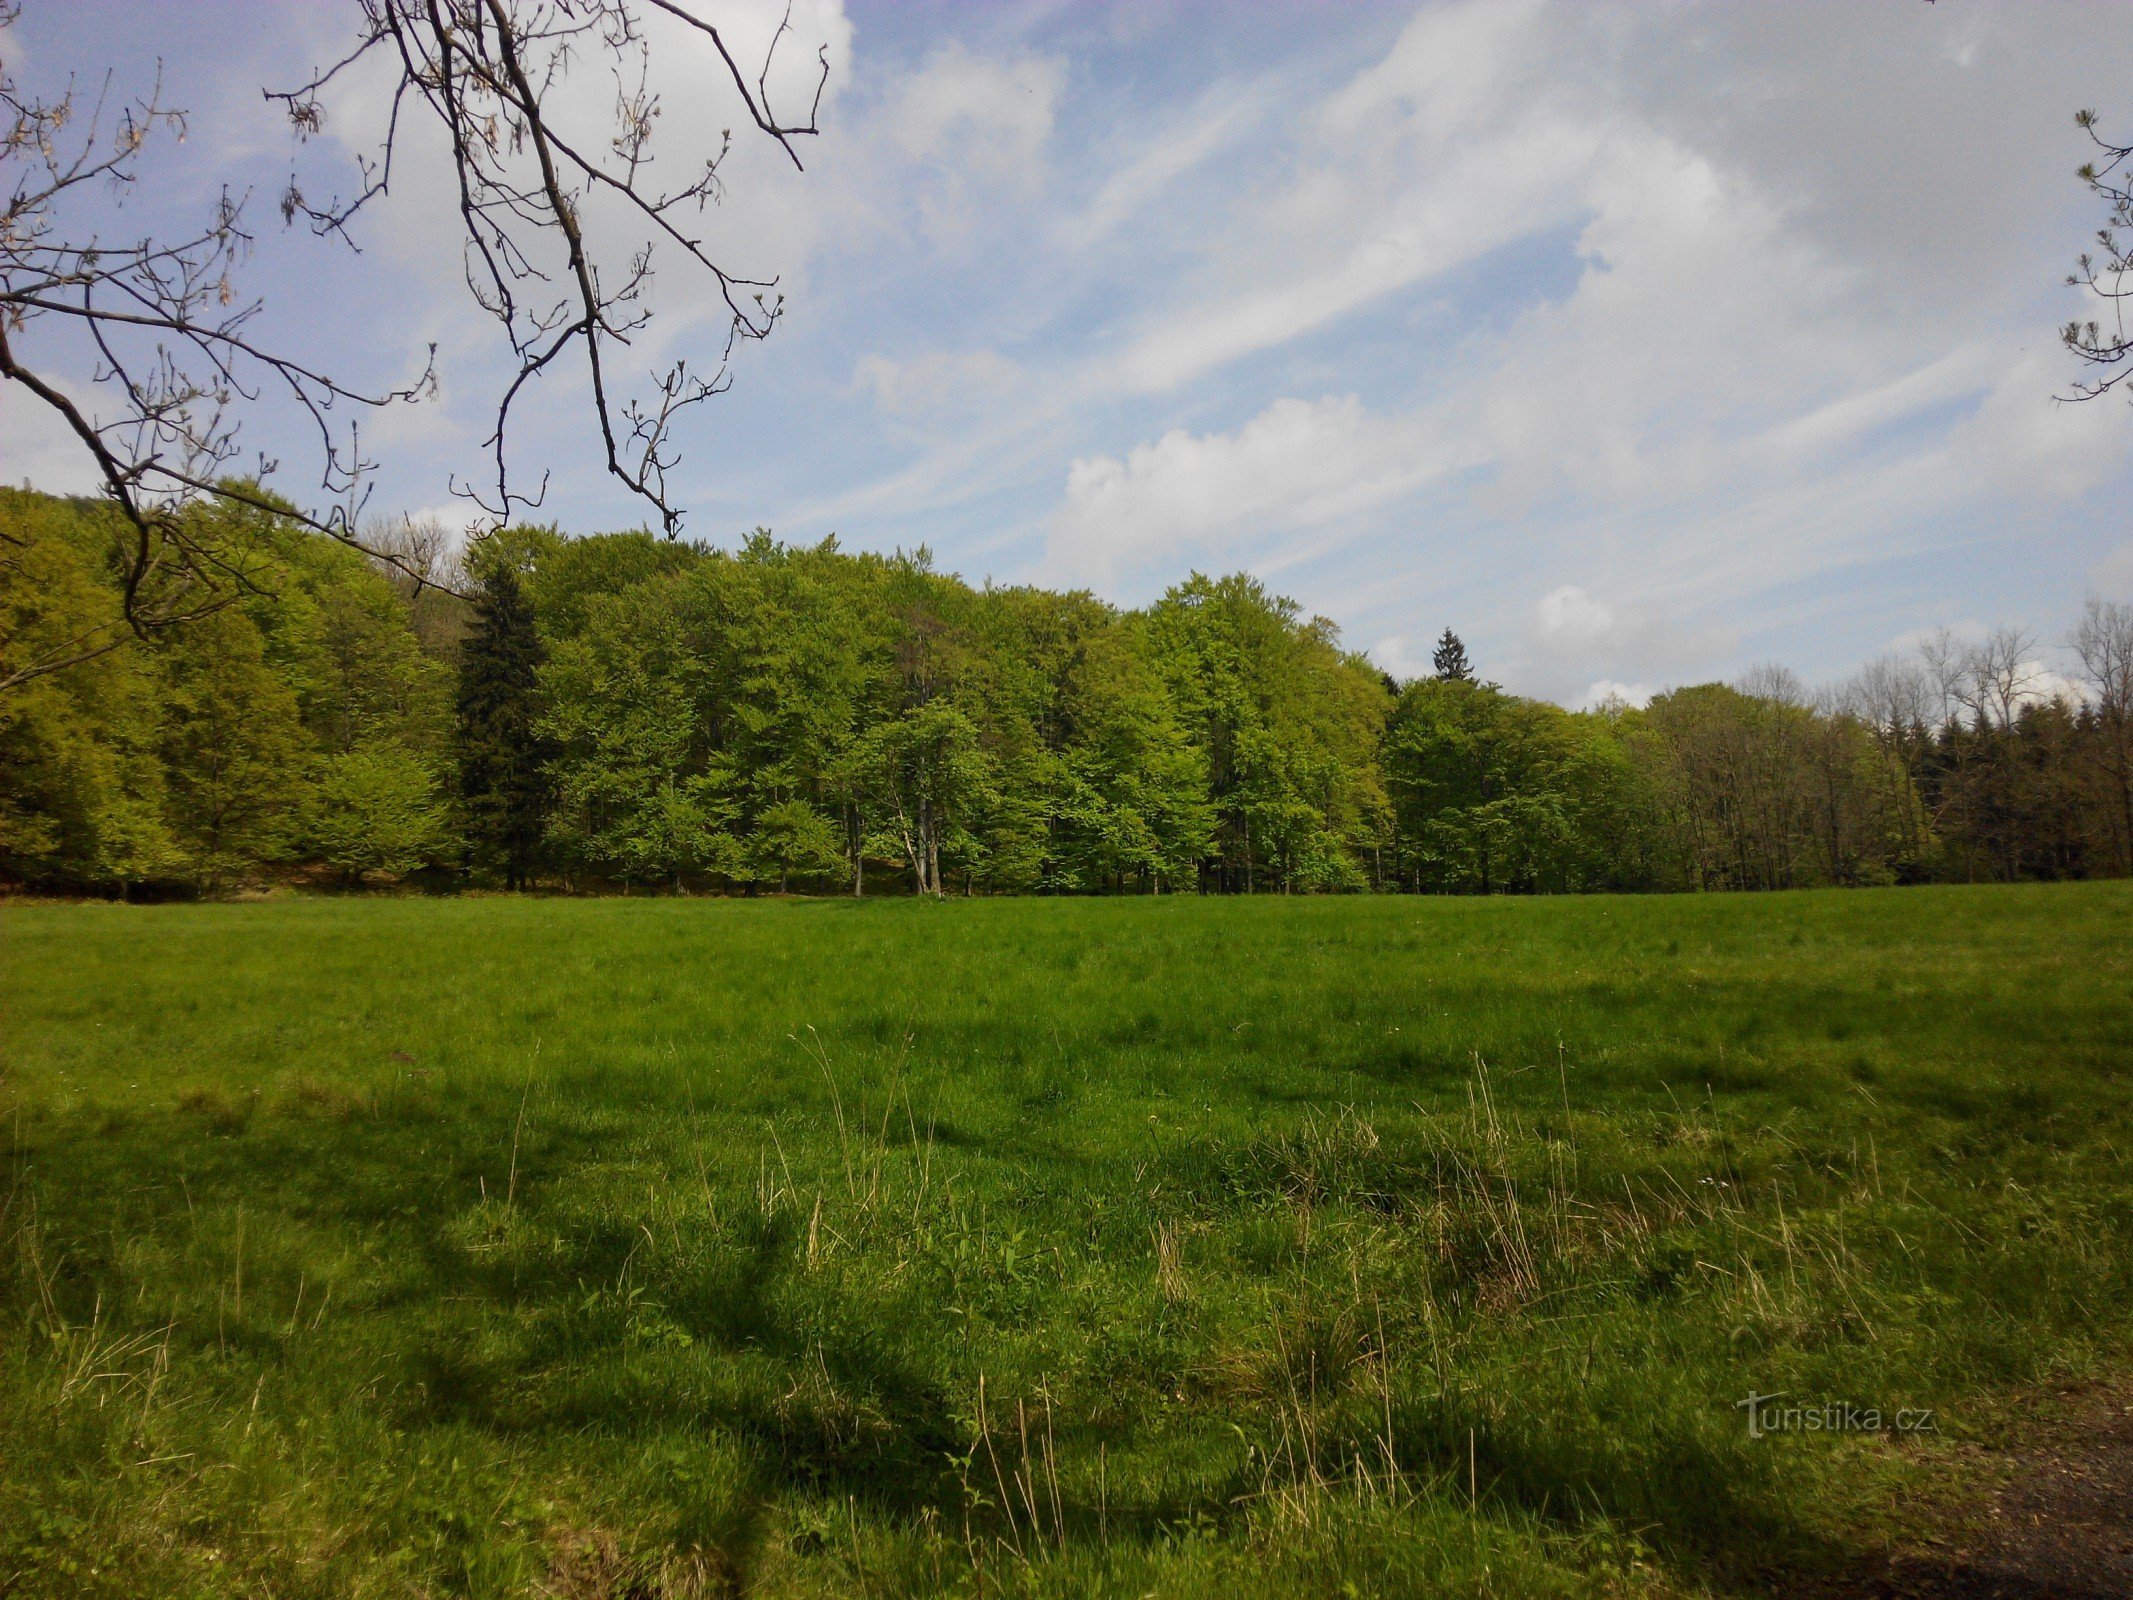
[1781,1382,2133,1600]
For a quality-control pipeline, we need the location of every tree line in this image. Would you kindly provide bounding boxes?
[4,488,2130,897]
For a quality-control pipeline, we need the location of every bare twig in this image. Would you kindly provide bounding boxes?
[2,0,830,689]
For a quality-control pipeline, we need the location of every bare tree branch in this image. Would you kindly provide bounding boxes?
[268,0,818,535]
[2063,109,2133,401]
[1,0,830,690]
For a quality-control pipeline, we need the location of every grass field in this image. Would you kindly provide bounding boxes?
[5,885,2132,1598]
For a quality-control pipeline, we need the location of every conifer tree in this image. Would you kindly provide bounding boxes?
[456,557,551,889]
[1432,628,1474,682]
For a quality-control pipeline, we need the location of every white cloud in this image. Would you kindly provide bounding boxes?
[1579,679,1653,711]
[888,42,1059,175]
[852,348,1022,418]
[1,373,107,496]
[1045,394,1478,585]
[1104,0,1602,395]
[1522,581,1735,700]
[1762,348,1993,461]
[1048,8,2031,686]
[997,0,2133,711]
[861,41,1063,246]
[1472,123,1869,506]
[2017,660,2093,710]
[1102,0,1965,519]
[1320,0,1550,146]
[1533,585,1617,652]
[399,502,488,539]
[1060,85,1266,252]
[1115,121,1589,393]
[1370,634,1430,682]
[1952,346,2132,499]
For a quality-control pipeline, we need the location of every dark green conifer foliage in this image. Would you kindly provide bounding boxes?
[456,557,551,889]
[1432,628,1474,682]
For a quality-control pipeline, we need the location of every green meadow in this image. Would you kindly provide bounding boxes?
[5,884,2131,1597]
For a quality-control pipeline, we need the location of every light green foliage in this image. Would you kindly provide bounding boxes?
[712,534,879,887]
[541,534,880,890]
[1014,595,1212,891]
[155,606,312,887]
[519,524,689,644]
[1385,678,1649,893]
[1147,573,1390,891]
[534,539,1218,897]
[0,493,182,886]
[843,699,989,893]
[4,886,2131,1596]
[295,571,454,760]
[749,796,845,890]
[540,571,712,884]
[308,747,449,881]
[0,490,456,892]
[0,487,2096,898]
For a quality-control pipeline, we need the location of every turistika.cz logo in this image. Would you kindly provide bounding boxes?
[1735,1392,1937,1439]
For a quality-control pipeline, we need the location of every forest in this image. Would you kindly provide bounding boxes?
[5,485,2131,899]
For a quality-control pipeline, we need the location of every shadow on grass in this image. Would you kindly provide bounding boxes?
[1,1093,2065,1598]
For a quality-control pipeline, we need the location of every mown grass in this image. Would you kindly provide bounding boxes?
[3,884,2131,1598]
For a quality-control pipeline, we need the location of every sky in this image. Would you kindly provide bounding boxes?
[7,0,2133,706]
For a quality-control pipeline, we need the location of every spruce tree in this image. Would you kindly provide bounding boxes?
[1432,627,1474,682]
[456,558,551,889]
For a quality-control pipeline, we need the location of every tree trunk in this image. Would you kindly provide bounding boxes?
[911,796,931,896]
[2111,721,2133,875]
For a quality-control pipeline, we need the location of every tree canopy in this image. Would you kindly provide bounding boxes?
[0,0,833,683]
[6,488,2130,898]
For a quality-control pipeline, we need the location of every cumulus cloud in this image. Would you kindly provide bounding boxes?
[1044,394,1478,585]
[1469,122,1877,508]
[2016,660,2093,710]
[1369,635,1432,682]
[1523,583,1734,698]
[1579,680,1654,711]
[1532,585,1619,653]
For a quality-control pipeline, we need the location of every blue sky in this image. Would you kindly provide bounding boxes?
[8,0,2133,704]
